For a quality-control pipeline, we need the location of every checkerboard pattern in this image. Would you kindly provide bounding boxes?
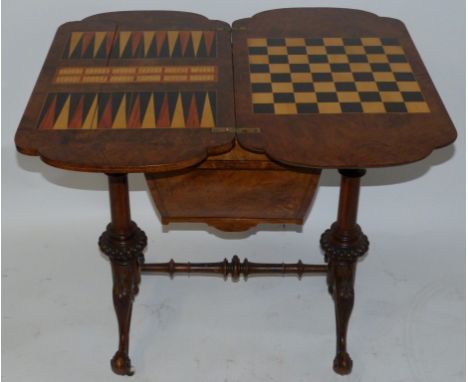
[248,37,430,114]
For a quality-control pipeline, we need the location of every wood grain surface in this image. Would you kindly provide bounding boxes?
[232,8,456,168]
[15,9,456,172]
[15,11,235,173]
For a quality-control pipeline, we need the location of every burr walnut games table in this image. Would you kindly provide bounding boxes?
[15,9,456,376]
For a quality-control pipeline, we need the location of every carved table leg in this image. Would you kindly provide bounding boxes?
[98,174,147,376]
[320,169,369,375]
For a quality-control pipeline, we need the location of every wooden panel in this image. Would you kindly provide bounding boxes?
[146,168,320,230]
[15,11,235,173]
[145,143,321,231]
[16,9,456,172]
[232,8,457,168]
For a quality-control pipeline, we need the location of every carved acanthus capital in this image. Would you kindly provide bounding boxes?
[320,223,369,262]
[99,221,147,264]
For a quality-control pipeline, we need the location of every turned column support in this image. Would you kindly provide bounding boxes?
[98,174,147,376]
[320,169,369,375]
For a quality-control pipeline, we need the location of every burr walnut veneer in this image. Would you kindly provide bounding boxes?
[15,9,456,377]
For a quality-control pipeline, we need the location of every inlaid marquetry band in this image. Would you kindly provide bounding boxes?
[54,66,217,84]
[63,30,217,59]
[37,91,216,129]
[248,37,430,114]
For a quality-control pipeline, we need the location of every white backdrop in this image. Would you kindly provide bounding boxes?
[2,1,465,381]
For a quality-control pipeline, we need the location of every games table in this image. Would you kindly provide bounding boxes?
[15,8,456,376]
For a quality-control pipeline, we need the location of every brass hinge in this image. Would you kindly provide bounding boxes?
[211,127,261,134]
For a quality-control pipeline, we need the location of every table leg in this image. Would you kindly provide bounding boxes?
[98,174,147,376]
[320,169,369,375]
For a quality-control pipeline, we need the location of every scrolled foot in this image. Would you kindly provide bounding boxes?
[111,351,134,376]
[333,351,353,375]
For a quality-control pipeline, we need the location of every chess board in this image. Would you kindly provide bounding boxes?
[248,37,430,114]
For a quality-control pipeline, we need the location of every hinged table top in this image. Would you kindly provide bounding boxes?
[15,11,236,172]
[232,8,456,168]
[15,9,456,172]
